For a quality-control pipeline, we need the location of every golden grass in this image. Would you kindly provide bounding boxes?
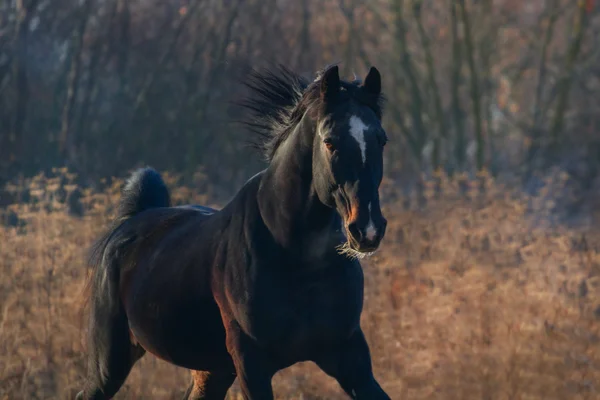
[1,169,599,399]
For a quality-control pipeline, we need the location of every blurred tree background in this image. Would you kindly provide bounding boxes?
[0,0,599,204]
[2,2,600,398]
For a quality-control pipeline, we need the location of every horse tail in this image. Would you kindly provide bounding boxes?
[89,166,171,274]
[116,167,171,220]
[89,167,171,275]
[80,168,171,332]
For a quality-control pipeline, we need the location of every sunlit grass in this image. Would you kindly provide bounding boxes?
[1,169,599,399]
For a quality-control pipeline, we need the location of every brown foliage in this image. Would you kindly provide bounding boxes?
[1,170,600,399]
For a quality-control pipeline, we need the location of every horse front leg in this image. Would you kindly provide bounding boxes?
[225,321,275,400]
[316,328,391,399]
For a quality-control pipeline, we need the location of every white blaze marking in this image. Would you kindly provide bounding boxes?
[366,202,376,241]
[349,115,368,164]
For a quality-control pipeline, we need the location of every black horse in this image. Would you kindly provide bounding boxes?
[77,65,390,399]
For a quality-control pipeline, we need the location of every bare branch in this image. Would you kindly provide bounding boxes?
[391,0,427,165]
[526,0,561,166]
[58,0,93,170]
[7,0,41,171]
[458,0,484,170]
[549,0,590,146]
[413,0,447,170]
[133,0,203,111]
[449,0,465,171]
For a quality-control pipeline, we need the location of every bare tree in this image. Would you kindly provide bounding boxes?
[8,0,40,174]
[549,0,590,148]
[59,0,93,170]
[458,0,484,171]
[0,0,598,193]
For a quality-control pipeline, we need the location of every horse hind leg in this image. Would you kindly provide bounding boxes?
[76,342,144,400]
[76,297,145,399]
[77,258,145,399]
[182,370,236,400]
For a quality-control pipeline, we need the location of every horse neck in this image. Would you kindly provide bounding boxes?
[257,115,336,249]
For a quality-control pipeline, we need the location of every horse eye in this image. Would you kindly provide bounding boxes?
[324,139,335,152]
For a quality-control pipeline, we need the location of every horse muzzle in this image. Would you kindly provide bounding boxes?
[345,215,387,253]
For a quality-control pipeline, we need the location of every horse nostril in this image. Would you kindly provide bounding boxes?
[347,221,361,240]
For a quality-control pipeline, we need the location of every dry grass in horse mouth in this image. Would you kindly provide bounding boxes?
[1,170,600,399]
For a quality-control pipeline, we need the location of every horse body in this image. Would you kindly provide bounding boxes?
[117,170,363,371]
[78,65,391,399]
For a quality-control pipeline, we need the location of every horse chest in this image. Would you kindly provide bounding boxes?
[250,263,364,356]
[291,282,361,335]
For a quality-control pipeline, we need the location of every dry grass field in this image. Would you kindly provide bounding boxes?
[1,169,600,399]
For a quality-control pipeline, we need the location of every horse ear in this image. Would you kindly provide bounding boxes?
[363,67,381,95]
[320,66,340,100]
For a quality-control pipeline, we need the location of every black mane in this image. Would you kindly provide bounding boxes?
[238,64,384,161]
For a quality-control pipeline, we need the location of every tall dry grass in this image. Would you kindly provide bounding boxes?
[1,169,600,399]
